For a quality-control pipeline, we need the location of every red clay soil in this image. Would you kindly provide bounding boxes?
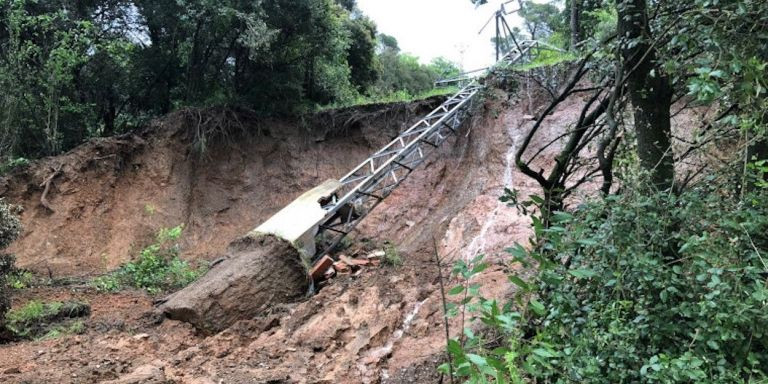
[0,84,607,383]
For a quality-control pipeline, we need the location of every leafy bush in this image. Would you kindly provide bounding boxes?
[0,199,21,339]
[0,199,22,250]
[4,300,89,340]
[92,225,205,295]
[6,269,34,290]
[0,157,29,175]
[442,179,768,383]
[383,242,403,266]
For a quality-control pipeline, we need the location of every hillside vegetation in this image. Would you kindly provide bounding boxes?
[0,0,766,383]
[0,0,460,161]
[439,0,768,382]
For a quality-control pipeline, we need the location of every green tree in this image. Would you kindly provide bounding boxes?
[428,57,462,80]
[377,33,399,53]
[616,0,674,189]
[0,0,386,159]
[0,0,125,157]
[344,16,378,92]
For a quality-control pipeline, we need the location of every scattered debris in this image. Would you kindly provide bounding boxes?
[339,255,369,267]
[310,255,335,282]
[366,250,385,260]
[333,261,350,274]
[101,362,166,384]
[39,164,63,212]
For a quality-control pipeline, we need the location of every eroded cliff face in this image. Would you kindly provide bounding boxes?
[0,99,442,277]
[0,83,583,383]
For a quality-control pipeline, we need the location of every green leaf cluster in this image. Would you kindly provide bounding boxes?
[91,225,205,295]
[4,300,89,340]
[444,176,768,383]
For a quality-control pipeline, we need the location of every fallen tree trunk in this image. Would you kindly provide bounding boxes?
[158,234,308,333]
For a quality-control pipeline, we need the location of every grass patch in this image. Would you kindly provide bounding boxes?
[91,225,206,295]
[383,242,402,267]
[317,86,459,112]
[512,51,579,71]
[5,300,89,340]
[39,320,85,340]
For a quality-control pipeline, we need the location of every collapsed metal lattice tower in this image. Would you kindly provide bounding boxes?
[309,41,539,262]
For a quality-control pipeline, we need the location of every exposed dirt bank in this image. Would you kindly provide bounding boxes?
[0,100,441,277]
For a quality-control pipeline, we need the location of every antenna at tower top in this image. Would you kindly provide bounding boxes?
[477,1,523,61]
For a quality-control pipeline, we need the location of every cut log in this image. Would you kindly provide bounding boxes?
[159,234,308,333]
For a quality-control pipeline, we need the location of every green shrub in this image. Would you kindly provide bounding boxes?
[383,241,402,266]
[441,178,768,383]
[0,157,29,175]
[0,199,21,340]
[520,185,768,383]
[0,199,21,250]
[4,300,89,340]
[6,269,34,290]
[92,225,205,295]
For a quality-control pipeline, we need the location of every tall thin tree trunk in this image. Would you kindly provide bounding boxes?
[616,0,674,189]
[570,0,582,49]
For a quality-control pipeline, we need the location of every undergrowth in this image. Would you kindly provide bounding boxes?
[4,300,89,340]
[91,225,205,295]
[6,269,35,290]
[316,86,459,112]
[440,172,768,383]
[0,199,22,340]
[383,241,402,267]
[0,157,29,175]
[512,50,579,71]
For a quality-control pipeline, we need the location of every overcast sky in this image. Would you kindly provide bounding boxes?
[357,0,528,71]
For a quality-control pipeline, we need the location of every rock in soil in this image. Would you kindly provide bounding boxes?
[100,362,166,384]
[159,234,308,332]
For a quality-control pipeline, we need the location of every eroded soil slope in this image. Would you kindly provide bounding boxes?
[0,85,586,383]
[0,100,442,276]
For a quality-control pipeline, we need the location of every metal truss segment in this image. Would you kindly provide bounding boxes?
[311,44,535,261]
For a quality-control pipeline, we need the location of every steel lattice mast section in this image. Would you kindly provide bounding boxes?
[309,42,538,262]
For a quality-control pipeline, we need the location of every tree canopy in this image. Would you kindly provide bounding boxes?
[0,0,461,161]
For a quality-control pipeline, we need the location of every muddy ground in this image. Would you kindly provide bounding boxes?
[0,81,616,383]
